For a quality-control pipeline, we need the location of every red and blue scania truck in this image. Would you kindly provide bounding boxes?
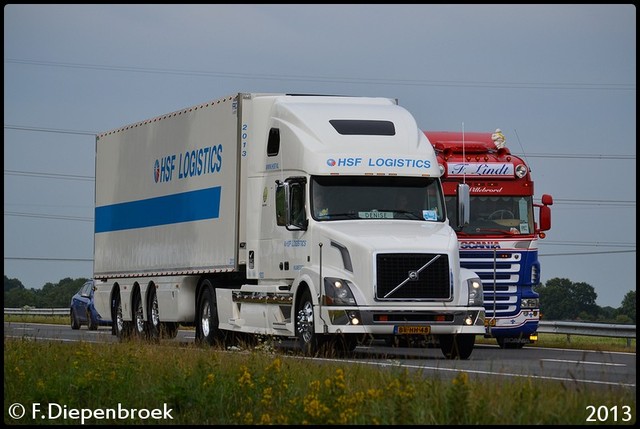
[425,130,552,348]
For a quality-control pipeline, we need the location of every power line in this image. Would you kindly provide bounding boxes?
[5,58,636,91]
[4,123,638,164]
[4,201,634,224]
[542,241,635,248]
[3,124,97,135]
[514,153,635,160]
[540,250,636,256]
[550,198,635,207]
[5,249,635,262]
[4,170,94,181]
[4,212,93,222]
[4,257,93,262]
[4,125,636,162]
[4,209,636,253]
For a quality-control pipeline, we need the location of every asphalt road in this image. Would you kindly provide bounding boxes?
[4,321,635,391]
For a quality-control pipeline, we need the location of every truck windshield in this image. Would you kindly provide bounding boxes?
[446,195,534,235]
[311,176,445,222]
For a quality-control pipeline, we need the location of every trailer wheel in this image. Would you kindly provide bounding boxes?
[296,289,325,356]
[147,286,161,341]
[196,281,226,347]
[113,290,130,340]
[439,334,475,360]
[132,289,146,337]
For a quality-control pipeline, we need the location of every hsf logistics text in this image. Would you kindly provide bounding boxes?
[154,144,223,183]
[327,157,431,168]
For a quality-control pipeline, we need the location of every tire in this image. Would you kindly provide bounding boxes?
[296,288,326,356]
[439,334,475,360]
[87,310,98,331]
[113,290,130,340]
[196,280,226,347]
[147,286,161,341]
[132,289,146,338]
[70,309,80,330]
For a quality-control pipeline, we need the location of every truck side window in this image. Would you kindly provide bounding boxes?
[290,182,306,226]
[275,185,286,226]
[267,128,280,156]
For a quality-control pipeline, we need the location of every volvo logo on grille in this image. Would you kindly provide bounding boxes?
[408,270,419,281]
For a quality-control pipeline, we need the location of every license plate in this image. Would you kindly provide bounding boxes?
[395,325,431,335]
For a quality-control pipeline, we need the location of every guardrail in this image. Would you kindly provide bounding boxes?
[538,320,636,347]
[4,308,636,346]
[5,307,69,316]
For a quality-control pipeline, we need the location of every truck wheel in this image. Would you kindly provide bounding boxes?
[147,287,161,341]
[439,334,475,360]
[296,289,325,356]
[70,309,80,330]
[113,290,130,340]
[132,289,146,338]
[196,281,226,347]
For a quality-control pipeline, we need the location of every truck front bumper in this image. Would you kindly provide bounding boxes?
[318,307,486,335]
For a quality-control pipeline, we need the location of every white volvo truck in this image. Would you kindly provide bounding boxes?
[93,92,485,359]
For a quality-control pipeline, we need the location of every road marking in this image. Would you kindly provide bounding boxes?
[541,358,625,366]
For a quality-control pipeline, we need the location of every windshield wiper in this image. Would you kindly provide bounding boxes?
[327,212,359,219]
[468,227,515,236]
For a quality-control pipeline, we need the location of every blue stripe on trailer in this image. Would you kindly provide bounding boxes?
[95,186,221,233]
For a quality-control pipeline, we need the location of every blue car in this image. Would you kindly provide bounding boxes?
[70,280,111,330]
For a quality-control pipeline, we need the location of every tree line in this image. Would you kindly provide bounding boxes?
[3,275,636,324]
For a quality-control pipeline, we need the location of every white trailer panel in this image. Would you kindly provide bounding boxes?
[94,97,240,277]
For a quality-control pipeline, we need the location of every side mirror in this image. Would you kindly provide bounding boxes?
[456,183,470,228]
[537,194,552,232]
[539,206,551,232]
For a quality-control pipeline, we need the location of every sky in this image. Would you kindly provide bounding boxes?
[4,4,636,308]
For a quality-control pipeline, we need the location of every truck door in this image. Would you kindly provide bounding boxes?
[274,177,309,278]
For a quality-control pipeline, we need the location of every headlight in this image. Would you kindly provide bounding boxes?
[467,278,483,306]
[323,277,357,306]
[515,164,528,178]
[521,298,539,309]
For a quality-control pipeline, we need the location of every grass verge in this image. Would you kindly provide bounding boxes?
[4,338,635,425]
